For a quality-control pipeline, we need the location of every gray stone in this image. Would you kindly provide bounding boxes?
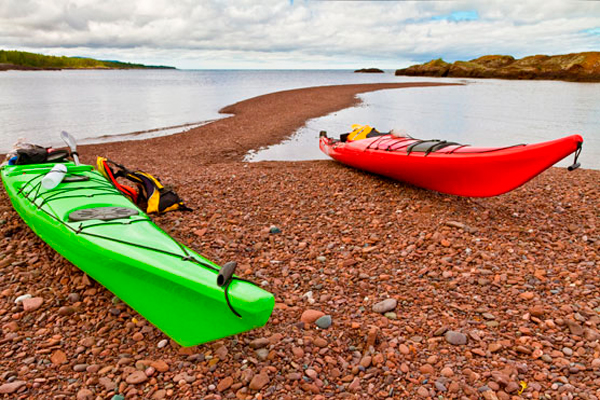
[109,307,121,316]
[315,315,332,329]
[384,312,397,320]
[73,364,89,372]
[562,347,573,356]
[410,335,423,343]
[541,354,553,363]
[255,348,269,361]
[67,293,80,303]
[445,331,468,345]
[372,298,397,314]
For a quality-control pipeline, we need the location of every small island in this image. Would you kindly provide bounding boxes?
[0,50,175,71]
[395,52,600,82]
[354,68,384,73]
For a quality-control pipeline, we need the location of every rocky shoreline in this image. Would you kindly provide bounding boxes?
[0,64,171,72]
[396,52,600,82]
[1,82,599,399]
[0,50,175,71]
[0,64,63,71]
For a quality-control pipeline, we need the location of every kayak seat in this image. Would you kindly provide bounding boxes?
[68,206,139,222]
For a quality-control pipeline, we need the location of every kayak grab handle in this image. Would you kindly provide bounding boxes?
[217,261,237,287]
[568,141,582,171]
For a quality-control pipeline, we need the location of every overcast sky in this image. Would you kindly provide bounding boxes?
[1,0,599,69]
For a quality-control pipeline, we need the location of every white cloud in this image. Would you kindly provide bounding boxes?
[0,0,598,68]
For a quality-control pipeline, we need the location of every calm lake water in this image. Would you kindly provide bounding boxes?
[1,70,599,169]
[248,78,600,169]
[0,69,403,151]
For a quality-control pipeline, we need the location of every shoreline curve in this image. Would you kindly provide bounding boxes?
[80,82,460,169]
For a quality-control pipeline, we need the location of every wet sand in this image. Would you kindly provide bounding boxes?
[1,82,599,399]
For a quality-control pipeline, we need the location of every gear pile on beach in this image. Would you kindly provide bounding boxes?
[0,83,598,399]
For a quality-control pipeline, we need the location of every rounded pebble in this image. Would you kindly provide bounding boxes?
[315,315,332,329]
[372,298,397,313]
[444,331,468,345]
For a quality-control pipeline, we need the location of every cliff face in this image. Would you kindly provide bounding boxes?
[396,52,600,82]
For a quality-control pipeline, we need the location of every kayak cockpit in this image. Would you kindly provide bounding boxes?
[322,130,530,156]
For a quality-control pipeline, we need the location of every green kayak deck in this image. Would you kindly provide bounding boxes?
[1,162,274,346]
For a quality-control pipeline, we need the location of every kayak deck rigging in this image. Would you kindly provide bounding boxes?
[357,134,528,155]
[13,165,256,319]
[3,132,274,345]
[320,129,583,197]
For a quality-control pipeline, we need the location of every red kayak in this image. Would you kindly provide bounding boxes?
[319,127,583,197]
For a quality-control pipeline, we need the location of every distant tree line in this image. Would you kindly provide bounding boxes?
[0,50,175,70]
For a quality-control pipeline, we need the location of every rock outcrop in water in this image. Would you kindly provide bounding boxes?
[395,52,600,82]
[354,68,384,73]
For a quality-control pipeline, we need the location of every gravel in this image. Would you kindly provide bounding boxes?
[1,81,598,398]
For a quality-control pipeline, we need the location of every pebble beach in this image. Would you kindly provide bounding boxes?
[1,82,599,399]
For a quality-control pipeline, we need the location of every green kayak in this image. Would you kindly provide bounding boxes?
[1,162,274,346]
